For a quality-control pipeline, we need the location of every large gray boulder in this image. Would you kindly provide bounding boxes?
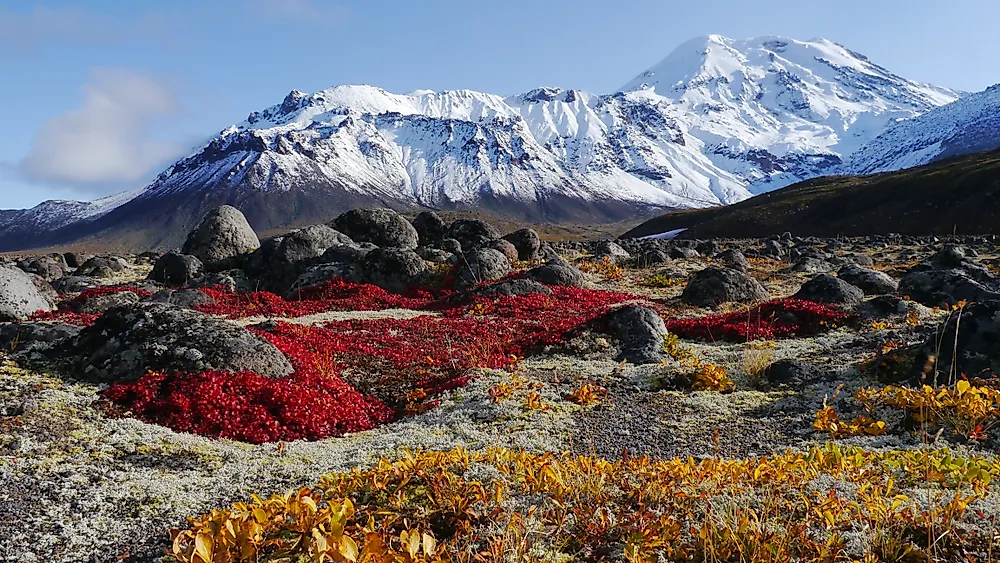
[182,205,260,268]
[602,306,668,364]
[681,267,768,307]
[502,228,541,261]
[0,265,56,320]
[837,265,898,295]
[911,300,1000,383]
[447,219,501,251]
[333,208,419,250]
[17,255,66,281]
[71,303,294,383]
[149,253,204,285]
[794,274,864,307]
[348,248,428,293]
[74,256,128,279]
[454,248,512,289]
[898,246,1000,307]
[525,261,585,287]
[411,211,447,247]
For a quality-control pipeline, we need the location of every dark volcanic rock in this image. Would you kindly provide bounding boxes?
[62,252,94,269]
[181,205,261,269]
[681,267,768,307]
[764,360,821,385]
[638,249,670,267]
[447,219,501,251]
[485,239,519,262]
[333,208,418,249]
[794,274,864,306]
[143,289,217,309]
[51,276,98,294]
[454,248,511,289]
[348,248,427,293]
[912,300,1000,382]
[593,240,631,264]
[69,290,141,314]
[149,253,204,285]
[670,247,701,259]
[525,261,586,287]
[415,246,453,263]
[502,228,541,261]
[74,256,128,279]
[0,322,81,359]
[898,247,1000,306]
[717,249,750,272]
[470,278,553,298]
[439,238,463,254]
[601,305,668,364]
[17,255,66,281]
[0,265,55,321]
[787,257,833,274]
[837,265,898,295]
[411,211,448,247]
[71,303,294,383]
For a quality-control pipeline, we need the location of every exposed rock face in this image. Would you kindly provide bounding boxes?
[447,220,501,251]
[794,274,864,306]
[0,265,56,320]
[182,205,261,268]
[149,253,204,285]
[502,228,541,261]
[601,306,668,364]
[837,265,898,295]
[454,248,512,289]
[333,208,419,250]
[681,267,768,307]
[70,303,294,383]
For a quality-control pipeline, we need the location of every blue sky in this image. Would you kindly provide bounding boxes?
[1,0,997,209]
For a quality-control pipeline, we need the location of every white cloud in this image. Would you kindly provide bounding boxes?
[19,68,185,187]
[0,5,168,49]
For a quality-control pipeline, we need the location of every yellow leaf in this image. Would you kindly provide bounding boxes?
[252,508,267,524]
[194,533,213,563]
[313,529,329,554]
[338,536,360,562]
[957,380,971,396]
[301,495,318,512]
[422,532,436,555]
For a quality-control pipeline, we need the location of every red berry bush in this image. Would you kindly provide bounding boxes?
[665,298,850,342]
[30,286,154,326]
[98,279,651,443]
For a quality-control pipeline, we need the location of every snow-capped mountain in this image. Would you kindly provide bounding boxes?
[0,35,965,251]
[842,84,1000,174]
[0,187,147,248]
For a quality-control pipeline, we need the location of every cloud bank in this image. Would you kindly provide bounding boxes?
[19,68,185,189]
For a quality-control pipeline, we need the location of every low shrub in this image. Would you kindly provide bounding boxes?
[665,298,849,342]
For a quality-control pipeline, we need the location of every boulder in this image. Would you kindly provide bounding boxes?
[454,248,511,289]
[415,247,453,263]
[182,205,260,268]
[837,265,898,295]
[601,306,668,364]
[670,247,700,259]
[764,360,821,386]
[17,255,66,281]
[787,257,833,274]
[321,242,375,265]
[71,303,294,383]
[69,290,141,314]
[286,264,352,297]
[794,274,864,306]
[74,256,128,279]
[0,265,56,320]
[51,276,98,294]
[525,261,585,287]
[144,289,217,309]
[485,239,519,262]
[447,219,501,251]
[898,247,1000,307]
[149,253,204,285]
[0,322,81,360]
[717,249,750,272]
[469,278,553,298]
[439,238,463,255]
[502,228,541,261]
[681,267,769,307]
[912,300,1000,382]
[333,208,418,249]
[411,211,447,247]
[348,248,427,293]
[593,240,631,264]
[638,249,670,267]
[62,252,94,269]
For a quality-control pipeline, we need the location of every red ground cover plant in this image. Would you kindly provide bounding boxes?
[665,298,850,342]
[100,279,650,443]
[30,286,154,326]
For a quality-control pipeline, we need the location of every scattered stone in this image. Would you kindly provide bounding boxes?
[321,243,373,265]
[638,249,670,267]
[447,219,501,251]
[485,239,519,262]
[17,255,66,281]
[287,264,352,297]
[439,238,463,254]
[149,253,204,285]
[593,241,631,264]
[0,265,55,320]
[0,322,81,359]
[764,360,821,385]
[71,303,294,383]
[144,289,217,309]
[837,265,898,295]
[525,260,585,287]
[502,228,541,260]
[681,267,769,307]
[411,211,447,247]
[333,208,418,249]
[51,276,98,294]
[181,205,261,269]
[912,300,1000,382]
[62,252,94,269]
[70,290,141,314]
[416,246,453,263]
[794,274,864,306]
[348,248,428,293]
[74,256,128,279]
[470,278,552,298]
[670,247,700,259]
[787,257,833,274]
[454,248,511,289]
[717,249,750,272]
[601,306,668,364]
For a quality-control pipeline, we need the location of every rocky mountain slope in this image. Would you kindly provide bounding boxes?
[843,83,1000,174]
[622,148,1000,239]
[0,35,963,251]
